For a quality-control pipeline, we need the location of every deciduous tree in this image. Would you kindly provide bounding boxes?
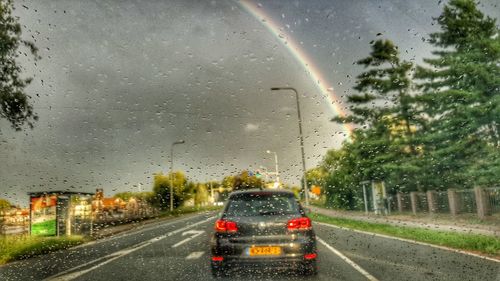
[0,0,40,130]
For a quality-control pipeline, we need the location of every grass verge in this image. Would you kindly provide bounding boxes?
[0,235,86,265]
[310,212,500,257]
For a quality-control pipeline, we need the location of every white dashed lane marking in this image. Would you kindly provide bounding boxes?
[45,217,214,281]
[171,230,205,248]
[186,251,205,260]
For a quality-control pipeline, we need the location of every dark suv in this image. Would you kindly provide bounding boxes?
[210,189,317,277]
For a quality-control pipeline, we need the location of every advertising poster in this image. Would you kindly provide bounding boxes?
[31,195,57,236]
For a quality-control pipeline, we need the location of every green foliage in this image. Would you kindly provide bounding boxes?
[221,176,235,189]
[0,0,40,130]
[306,167,328,188]
[151,172,190,209]
[317,0,499,209]
[0,198,12,210]
[331,38,423,193]
[427,0,497,48]
[281,184,301,199]
[0,235,85,265]
[192,183,209,206]
[333,39,415,132]
[114,191,154,202]
[415,0,500,188]
[232,170,264,190]
[214,177,232,201]
[320,147,360,210]
[466,144,500,186]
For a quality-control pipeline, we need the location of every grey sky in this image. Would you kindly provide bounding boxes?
[1,0,498,206]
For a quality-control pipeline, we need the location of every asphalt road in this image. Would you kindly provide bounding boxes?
[0,212,498,281]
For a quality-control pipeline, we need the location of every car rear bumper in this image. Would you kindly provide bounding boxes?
[211,234,317,267]
[213,255,315,263]
[212,258,316,272]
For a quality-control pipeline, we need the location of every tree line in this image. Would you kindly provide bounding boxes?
[312,0,499,210]
[118,169,295,210]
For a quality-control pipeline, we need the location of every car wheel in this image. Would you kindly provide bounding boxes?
[211,264,227,278]
[301,261,318,276]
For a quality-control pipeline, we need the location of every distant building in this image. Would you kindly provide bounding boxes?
[91,188,154,220]
[92,188,126,218]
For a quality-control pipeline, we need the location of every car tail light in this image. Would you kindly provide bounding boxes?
[287,217,312,230]
[304,253,317,260]
[215,219,238,233]
[212,256,224,261]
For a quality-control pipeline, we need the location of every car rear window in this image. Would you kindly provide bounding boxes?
[225,193,300,217]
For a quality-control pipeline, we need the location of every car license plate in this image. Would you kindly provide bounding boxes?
[248,246,281,256]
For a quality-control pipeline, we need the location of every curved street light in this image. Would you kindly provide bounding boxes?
[270,87,309,206]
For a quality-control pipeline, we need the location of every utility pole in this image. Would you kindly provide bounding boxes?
[260,166,269,182]
[170,140,185,212]
[210,181,214,204]
[266,150,280,185]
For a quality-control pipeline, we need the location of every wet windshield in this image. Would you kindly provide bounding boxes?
[0,0,499,280]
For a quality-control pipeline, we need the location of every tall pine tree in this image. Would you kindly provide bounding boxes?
[415,0,499,188]
[333,40,421,191]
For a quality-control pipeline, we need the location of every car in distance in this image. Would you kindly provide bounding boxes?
[210,189,317,277]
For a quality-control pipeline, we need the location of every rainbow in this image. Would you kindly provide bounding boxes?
[238,0,354,136]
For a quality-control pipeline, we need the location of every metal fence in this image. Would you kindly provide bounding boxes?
[485,187,500,214]
[434,191,450,213]
[455,189,477,214]
[415,192,428,214]
[400,193,412,212]
[388,195,397,212]
[392,186,500,219]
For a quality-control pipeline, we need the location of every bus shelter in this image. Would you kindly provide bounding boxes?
[28,191,94,236]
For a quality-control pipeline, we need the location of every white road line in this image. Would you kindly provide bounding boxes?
[75,213,213,248]
[315,221,500,263]
[48,242,154,281]
[0,215,213,270]
[316,237,379,281]
[172,230,205,248]
[186,251,205,260]
[45,216,215,281]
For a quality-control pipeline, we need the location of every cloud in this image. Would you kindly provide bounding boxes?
[244,123,259,132]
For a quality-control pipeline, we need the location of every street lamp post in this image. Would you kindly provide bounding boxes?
[270,87,309,206]
[170,140,185,212]
[266,150,280,184]
[259,166,269,182]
